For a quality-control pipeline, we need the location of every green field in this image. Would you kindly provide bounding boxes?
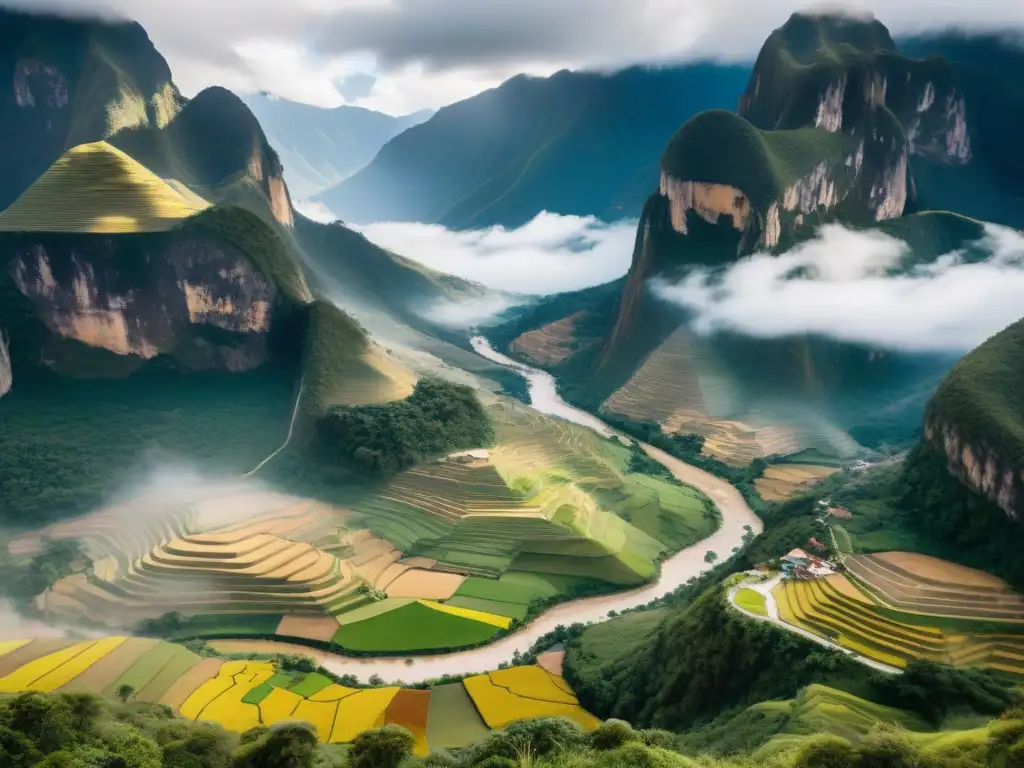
[164,613,285,640]
[735,588,768,616]
[289,672,335,698]
[424,682,492,749]
[331,601,502,652]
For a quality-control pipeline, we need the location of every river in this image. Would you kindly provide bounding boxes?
[214,338,762,683]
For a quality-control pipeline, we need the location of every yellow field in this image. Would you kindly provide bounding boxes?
[0,638,127,693]
[0,640,31,658]
[331,688,402,742]
[195,663,273,733]
[755,464,839,501]
[422,600,512,629]
[0,141,209,233]
[258,686,303,723]
[488,666,577,703]
[464,668,600,730]
[293,698,339,740]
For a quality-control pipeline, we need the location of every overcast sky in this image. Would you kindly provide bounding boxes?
[12,0,1024,114]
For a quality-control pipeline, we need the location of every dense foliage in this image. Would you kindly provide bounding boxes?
[316,378,494,474]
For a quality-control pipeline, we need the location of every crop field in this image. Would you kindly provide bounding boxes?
[845,553,1024,621]
[510,311,589,366]
[754,464,840,501]
[463,667,601,729]
[735,588,768,616]
[0,141,209,233]
[773,574,1024,673]
[331,599,508,652]
[0,640,597,750]
[314,342,417,409]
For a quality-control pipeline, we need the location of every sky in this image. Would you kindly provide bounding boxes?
[13,0,1024,115]
[653,223,1024,353]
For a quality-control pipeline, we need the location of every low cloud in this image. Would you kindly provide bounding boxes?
[420,295,520,328]
[357,212,637,294]
[652,223,1024,353]
[295,199,340,224]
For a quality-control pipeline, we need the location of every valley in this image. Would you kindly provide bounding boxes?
[2,5,1024,767]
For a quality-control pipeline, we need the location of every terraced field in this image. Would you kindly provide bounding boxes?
[510,311,590,366]
[754,463,840,502]
[0,141,209,233]
[316,343,417,408]
[773,574,1024,673]
[0,639,598,752]
[846,553,1024,621]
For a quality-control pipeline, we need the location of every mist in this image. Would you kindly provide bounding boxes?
[652,223,1024,353]
[356,212,638,294]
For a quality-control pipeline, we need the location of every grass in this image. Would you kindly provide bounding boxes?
[0,142,208,233]
[289,672,337,698]
[735,588,768,616]
[331,600,503,653]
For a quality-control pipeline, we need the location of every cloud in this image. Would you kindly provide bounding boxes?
[357,212,637,294]
[652,223,1024,353]
[294,199,340,223]
[420,295,520,328]
[11,1,1024,112]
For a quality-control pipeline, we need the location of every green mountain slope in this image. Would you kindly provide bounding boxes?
[241,93,431,198]
[315,64,752,229]
[0,7,182,210]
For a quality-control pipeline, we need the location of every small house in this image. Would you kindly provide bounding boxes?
[828,506,852,519]
[782,548,810,567]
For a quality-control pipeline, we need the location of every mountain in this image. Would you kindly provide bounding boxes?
[923,318,1024,517]
[488,13,1022,465]
[240,93,432,199]
[0,7,182,210]
[314,64,752,229]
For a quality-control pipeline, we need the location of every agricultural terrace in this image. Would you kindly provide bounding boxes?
[755,463,840,502]
[510,311,589,366]
[354,399,714,588]
[0,141,209,233]
[331,599,510,652]
[0,639,598,752]
[315,342,417,411]
[845,553,1024,621]
[773,572,1024,673]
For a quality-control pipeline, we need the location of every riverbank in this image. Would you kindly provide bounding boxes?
[217,338,762,684]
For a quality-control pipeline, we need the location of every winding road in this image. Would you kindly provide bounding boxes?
[217,338,762,683]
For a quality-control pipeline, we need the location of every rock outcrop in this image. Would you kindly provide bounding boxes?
[0,331,11,396]
[8,232,277,371]
[925,417,1021,518]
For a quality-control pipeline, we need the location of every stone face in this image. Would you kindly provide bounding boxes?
[9,234,277,370]
[0,331,11,396]
[926,417,1022,519]
[814,77,846,132]
[660,173,752,234]
[13,59,69,110]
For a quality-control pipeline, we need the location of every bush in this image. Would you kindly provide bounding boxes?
[596,743,699,768]
[589,719,639,750]
[790,734,858,768]
[347,725,416,768]
[471,717,584,762]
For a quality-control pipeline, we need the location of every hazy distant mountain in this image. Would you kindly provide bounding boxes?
[241,93,432,198]
[314,64,752,229]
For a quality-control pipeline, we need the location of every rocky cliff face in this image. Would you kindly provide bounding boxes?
[924,416,1022,518]
[0,330,11,396]
[7,232,277,373]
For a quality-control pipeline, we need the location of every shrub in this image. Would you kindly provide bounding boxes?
[589,720,639,750]
[790,734,858,768]
[471,717,584,762]
[595,742,699,768]
[347,725,416,768]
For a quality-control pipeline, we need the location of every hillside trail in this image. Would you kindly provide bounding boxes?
[244,378,304,477]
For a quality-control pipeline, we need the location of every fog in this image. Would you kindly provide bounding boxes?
[652,223,1024,353]
[356,212,638,294]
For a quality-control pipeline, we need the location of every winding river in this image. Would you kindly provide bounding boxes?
[213,338,763,683]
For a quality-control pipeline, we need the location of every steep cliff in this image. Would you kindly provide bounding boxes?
[924,319,1024,518]
[0,8,182,210]
[0,206,308,383]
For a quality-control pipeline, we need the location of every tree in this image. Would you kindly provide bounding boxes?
[347,725,416,768]
[233,723,317,768]
[116,685,136,704]
[704,551,718,564]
